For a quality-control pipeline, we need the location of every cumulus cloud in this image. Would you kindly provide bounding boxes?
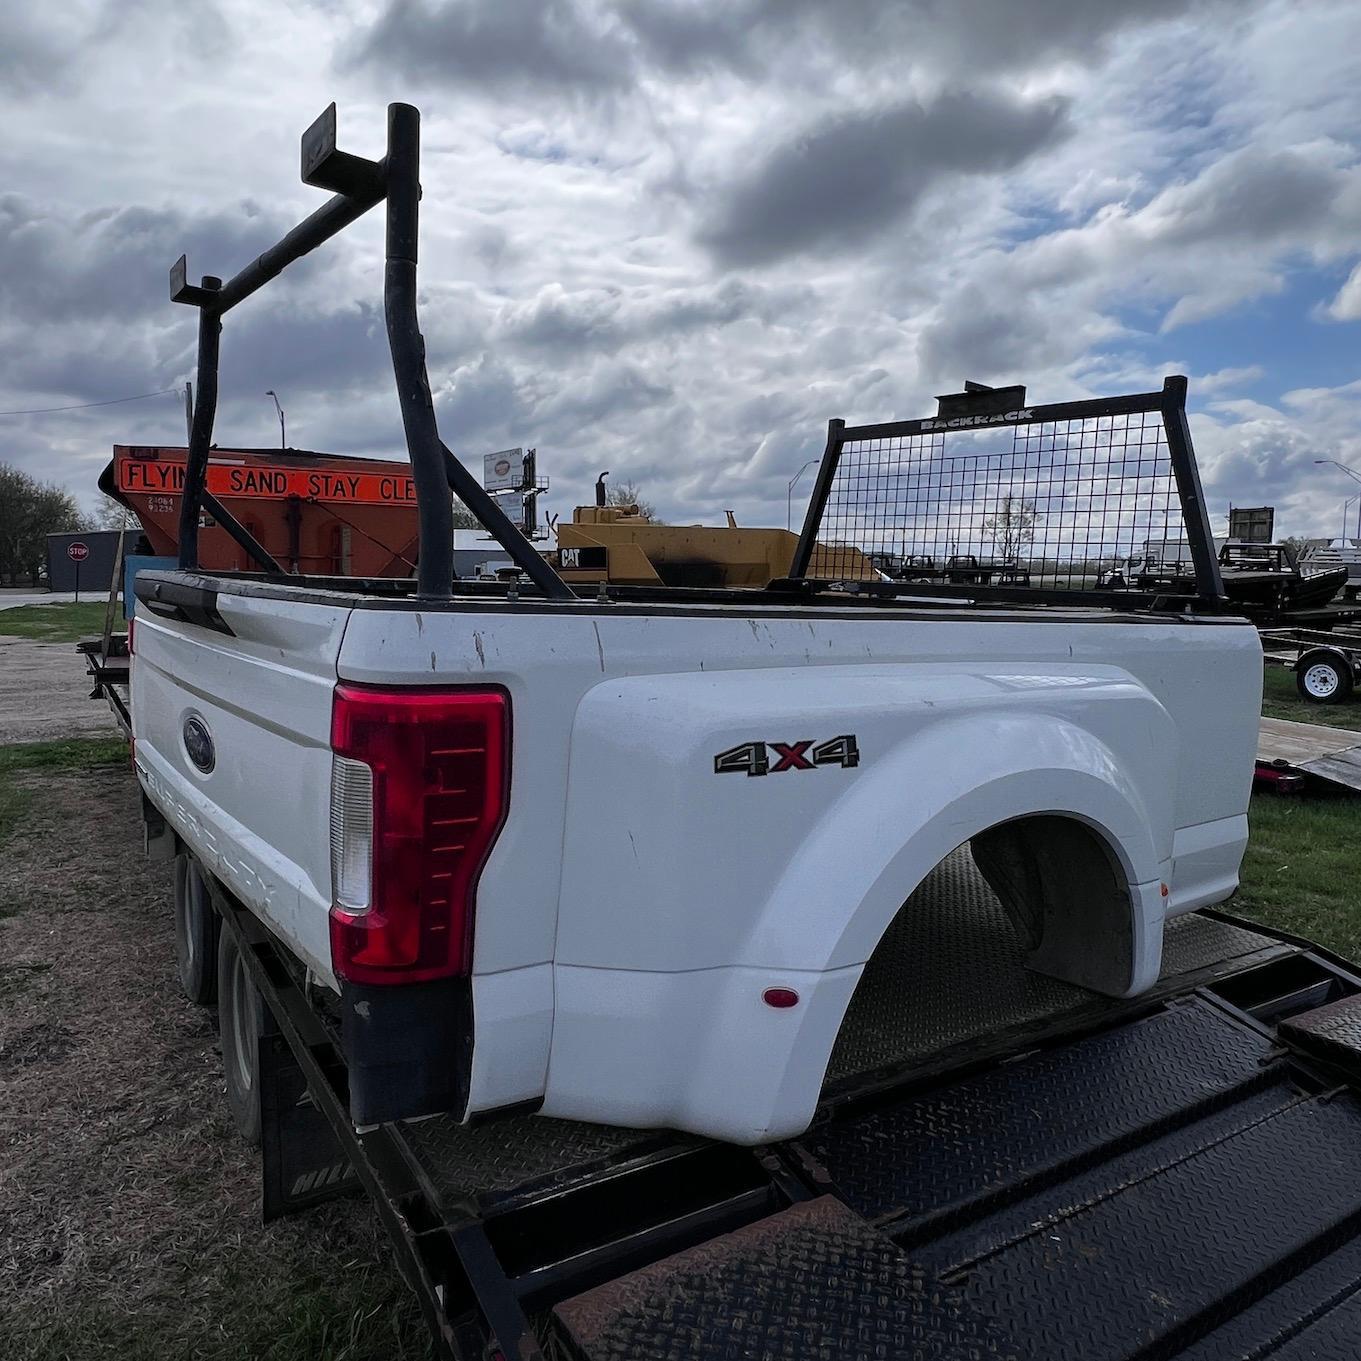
[1324,261,1361,321]
[1,0,1360,545]
[696,91,1071,268]
[347,0,632,93]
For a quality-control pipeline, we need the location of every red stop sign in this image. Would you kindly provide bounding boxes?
[67,541,90,563]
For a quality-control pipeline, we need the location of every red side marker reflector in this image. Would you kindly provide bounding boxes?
[1160,882,1169,898]
[763,987,799,1009]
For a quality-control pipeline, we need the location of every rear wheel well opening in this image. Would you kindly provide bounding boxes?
[824,816,1135,1091]
[968,814,1134,996]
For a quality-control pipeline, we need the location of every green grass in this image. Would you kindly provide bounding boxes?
[0,736,130,777]
[0,600,118,642]
[1260,661,1361,731]
[0,738,129,857]
[1248,663,1361,956]
[1236,789,1361,959]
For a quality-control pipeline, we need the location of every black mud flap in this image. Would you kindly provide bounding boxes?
[340,976,472,1126]
[260,1029,362,1221]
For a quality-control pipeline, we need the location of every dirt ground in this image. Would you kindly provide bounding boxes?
[0,765,430,1360]
[0,636,120,745]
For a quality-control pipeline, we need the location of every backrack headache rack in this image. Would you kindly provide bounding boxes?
[786,377,1226,611]
[168,102,571,601]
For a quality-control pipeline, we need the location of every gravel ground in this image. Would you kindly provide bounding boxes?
[0,636,120,745]
[0,765,429,1360]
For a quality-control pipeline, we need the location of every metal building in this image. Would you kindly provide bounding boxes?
[44,530,123,594]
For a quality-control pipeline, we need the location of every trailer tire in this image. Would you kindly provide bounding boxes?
[217,931,268,1145]
[1297,651,1353,704]
[174,853,220,1005]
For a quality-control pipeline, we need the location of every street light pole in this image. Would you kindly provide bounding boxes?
[1315,460,1361,539]
[787,457,819,531]
[1315,458,1361,486]
[266,390,286,449]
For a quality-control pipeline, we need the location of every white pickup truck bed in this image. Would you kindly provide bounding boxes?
[133,570,1260,1143]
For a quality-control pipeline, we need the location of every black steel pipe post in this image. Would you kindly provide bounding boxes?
[169,101,570,598]
[438,442,575,599]
[383,104,454,599]
[1161,375,1226,604]
[177,280,222,570]
[214,193,382,313]
[171,106,387,578]
[788,419,846,580]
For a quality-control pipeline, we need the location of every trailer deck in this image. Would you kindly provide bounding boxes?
[210,847,1361,1360]
[1258,716,1361,794]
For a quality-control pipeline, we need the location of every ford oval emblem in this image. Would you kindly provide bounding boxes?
[183,716,215,774]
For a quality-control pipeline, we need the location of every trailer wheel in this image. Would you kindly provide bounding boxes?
[1297,651,1354,704]
[217,931,268,1145]
[174,854,220,1005]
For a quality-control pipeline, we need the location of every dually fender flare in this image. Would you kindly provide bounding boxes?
[741,710,1170,981]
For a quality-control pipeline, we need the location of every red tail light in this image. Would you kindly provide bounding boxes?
[328,684,510,985]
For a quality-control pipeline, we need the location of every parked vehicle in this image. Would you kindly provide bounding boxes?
[111,104,1361,1361]
[130,105,1257,1149]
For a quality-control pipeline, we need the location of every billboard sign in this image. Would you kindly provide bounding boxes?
[483,448,525,492]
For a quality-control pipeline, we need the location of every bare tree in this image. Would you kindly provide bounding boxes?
[451,499,481,530]
[0,465,85,585]
[983,495,1038,563]
[86,494,135,530]
[1280,535,1308,566]
[606,479,661,523]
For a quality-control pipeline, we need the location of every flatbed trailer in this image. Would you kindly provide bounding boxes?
[78,634,131,736]
[190,839,1361,1360]
[1260,602,1361,630]
[1261,622,1361,703]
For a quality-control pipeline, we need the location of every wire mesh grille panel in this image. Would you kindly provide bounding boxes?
[806,402,1199,597]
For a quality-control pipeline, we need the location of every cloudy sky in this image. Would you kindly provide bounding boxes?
[2,0,1360,539]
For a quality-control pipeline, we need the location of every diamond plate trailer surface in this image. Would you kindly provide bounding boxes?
[209,846,1361,1360]
[553,997,1361,1361]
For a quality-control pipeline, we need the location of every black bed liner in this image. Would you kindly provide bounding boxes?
[213,847,1361,1360]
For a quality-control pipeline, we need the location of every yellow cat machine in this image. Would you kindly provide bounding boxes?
[545,474,880,588]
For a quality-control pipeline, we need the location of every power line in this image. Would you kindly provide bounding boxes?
[0,387,178,418]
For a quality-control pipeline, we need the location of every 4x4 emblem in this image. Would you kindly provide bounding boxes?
[714,735,859,778]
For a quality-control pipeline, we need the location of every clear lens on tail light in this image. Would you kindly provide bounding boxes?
[329,755,373,913]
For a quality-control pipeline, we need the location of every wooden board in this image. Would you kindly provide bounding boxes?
[1259,716,1361,792]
